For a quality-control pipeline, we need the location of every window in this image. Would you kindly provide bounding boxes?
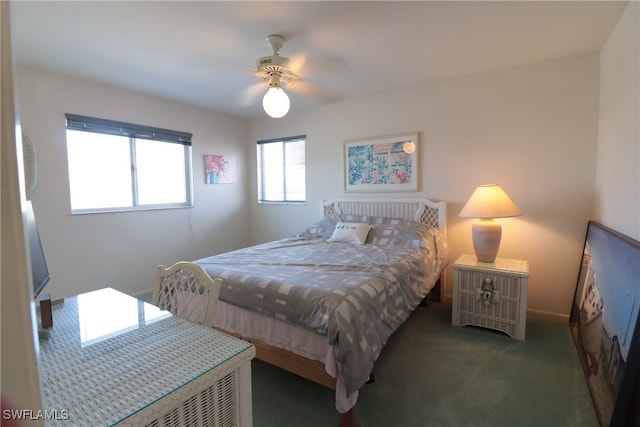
[65,114,193,213]
[257,135,306,204]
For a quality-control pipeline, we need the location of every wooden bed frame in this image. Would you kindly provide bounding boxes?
[217,198,448,427]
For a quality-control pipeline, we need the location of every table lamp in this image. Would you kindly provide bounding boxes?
[459,184,521,263]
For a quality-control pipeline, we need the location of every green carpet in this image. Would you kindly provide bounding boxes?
[250,301,598,427]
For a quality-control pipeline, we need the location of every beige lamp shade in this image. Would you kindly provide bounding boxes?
[459,184,522,219]
[459,184,521,263]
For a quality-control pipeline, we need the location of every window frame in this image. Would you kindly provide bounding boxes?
[65,114,194,214]
[257,135,306,205]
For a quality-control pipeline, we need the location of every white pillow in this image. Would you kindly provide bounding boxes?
[327,222,372,245]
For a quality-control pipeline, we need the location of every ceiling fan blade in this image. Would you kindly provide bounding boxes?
[292,46,348,79]
[286,79,336,102]
[287,52,307,75]
[240,82,267,107]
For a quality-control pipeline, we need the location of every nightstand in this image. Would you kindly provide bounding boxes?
[452,253,529,340]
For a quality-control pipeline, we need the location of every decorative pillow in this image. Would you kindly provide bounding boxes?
[297,213,342,238]
[327,222,372,245]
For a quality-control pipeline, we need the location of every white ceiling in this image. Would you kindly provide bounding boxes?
[9,1,628,119]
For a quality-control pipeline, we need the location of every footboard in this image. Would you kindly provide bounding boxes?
[153,261,222,327]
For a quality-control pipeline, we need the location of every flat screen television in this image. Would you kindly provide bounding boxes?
[25,200,50,299]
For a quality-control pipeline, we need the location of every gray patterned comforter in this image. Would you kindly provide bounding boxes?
[194,214,449,399]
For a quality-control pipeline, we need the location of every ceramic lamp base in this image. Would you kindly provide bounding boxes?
[471,219,502,263]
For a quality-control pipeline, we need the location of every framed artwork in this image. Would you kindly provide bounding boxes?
[344,131,419,192]
[569,220,640,426]
[205,154,236,184]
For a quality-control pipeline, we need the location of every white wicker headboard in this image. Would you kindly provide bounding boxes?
[323,198,447,238]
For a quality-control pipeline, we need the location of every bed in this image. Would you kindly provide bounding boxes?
[192,198,449,426]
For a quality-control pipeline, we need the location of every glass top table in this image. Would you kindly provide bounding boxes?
[38,287,255,426]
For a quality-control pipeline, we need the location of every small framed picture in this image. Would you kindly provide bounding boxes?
[205,154,236,184]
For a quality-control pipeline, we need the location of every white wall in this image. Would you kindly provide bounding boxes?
[16,66,251,299]
[595,1,640,240]
[16,7,637,316]
[249,54,601,317]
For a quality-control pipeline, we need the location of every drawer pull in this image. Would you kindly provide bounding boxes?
[476,276,500,305]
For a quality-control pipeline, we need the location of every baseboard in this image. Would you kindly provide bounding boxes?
[526,308,569,322]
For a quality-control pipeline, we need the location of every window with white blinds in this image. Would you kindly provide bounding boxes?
[65,114,193,213]
[257,135,306,204]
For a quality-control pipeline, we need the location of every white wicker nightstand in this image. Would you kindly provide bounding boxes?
[38,288,255,426]
[452,254,529,341]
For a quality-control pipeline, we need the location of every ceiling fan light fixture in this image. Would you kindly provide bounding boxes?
[262,74,290,118]
[263,87,290,118]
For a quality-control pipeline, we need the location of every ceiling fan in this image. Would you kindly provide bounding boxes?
[251,34,305,118]
[244,34,339,118]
